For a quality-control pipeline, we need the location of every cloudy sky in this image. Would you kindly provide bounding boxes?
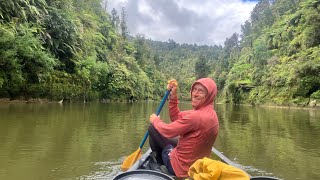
[107,0,258,46]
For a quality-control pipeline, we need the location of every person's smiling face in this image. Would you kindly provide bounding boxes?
[191,83,208,109]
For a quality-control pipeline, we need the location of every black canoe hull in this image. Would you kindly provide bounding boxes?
[115,148,280,180]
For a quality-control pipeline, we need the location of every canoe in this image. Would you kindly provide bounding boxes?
[114,148,280,180]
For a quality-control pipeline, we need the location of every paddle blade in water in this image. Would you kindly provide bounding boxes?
[121,148,142,171]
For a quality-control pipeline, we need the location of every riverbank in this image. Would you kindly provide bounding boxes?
[216,101,320,110]
[0,98,56,104]
[0,98,132,104]
[1,98,319,110]
[237,103,320,110]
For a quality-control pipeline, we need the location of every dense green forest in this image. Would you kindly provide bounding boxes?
[0,0,319,107]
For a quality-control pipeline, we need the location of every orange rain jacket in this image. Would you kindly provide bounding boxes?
[152,78,219,177]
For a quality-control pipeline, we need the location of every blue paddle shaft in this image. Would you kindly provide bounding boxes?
[139,89,171,149]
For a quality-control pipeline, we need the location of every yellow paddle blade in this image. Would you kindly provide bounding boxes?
[121,148,142,172]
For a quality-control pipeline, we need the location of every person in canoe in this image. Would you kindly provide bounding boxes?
[148,78,220,178]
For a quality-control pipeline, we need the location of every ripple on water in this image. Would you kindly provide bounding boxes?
[78,160,122,180]
[229,158,281,179]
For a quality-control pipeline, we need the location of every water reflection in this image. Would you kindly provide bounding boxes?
[214,104,320,180]
[0,103,319,180]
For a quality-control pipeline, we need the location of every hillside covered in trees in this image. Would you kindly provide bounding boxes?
[150,0,320,107]
[0,0,166,102]
[0,0,319,107]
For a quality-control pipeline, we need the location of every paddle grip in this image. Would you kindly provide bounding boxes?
[139,89,171,149]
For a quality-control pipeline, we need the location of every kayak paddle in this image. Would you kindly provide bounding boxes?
[121,89,171,171]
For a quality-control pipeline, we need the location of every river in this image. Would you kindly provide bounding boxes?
[0,102,319,179]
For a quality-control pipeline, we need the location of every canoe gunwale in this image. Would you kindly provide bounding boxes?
[123,147,280,180]
[127,148,152,171]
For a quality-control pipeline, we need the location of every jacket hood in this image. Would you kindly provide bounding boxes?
[190,78,217,109]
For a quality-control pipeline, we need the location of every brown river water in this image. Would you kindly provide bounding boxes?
[0,102,319,179]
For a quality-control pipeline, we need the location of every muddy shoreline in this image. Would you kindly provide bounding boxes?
[0,98,58,104]
[1,98,319,110]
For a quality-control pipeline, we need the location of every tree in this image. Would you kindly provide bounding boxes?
[0,23,56,98]
[223,33,240,69]
[111,8,119,30]
[240,20,253,48]
[42,7,80,73]
[0,0,48,23]
[102,0,108,11]
[120,7,128,38]
[195,55,210,79]
[224,33,240,56]
[273,0,300,16]
[153,53,162,66]
[134,34,150,67]
[250,0,275,38]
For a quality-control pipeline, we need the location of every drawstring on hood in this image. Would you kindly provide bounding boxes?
[190,78,217,109]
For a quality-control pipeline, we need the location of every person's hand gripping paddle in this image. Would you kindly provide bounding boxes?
[121,87,173,171]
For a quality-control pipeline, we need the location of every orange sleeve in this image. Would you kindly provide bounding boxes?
[152,112,197,138]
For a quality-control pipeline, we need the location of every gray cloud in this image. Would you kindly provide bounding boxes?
[107,0,257,46]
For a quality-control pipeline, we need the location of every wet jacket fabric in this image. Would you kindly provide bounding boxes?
[188,157,250,180]
[152,78,219,177]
